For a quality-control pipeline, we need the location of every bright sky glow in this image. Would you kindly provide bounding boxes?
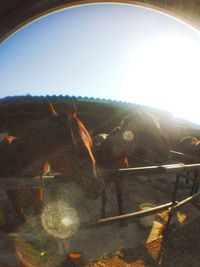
[0,4,200,124]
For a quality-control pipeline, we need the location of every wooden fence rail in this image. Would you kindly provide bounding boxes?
[0,151,200,230]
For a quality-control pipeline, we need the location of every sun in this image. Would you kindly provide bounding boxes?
[122,35,200,124]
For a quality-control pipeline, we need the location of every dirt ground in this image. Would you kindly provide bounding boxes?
[84,212,200,267]
[0,172,200,267]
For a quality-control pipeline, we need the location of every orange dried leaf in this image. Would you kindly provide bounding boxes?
[177,211,187,224]
[146,221,165,245]
[5,135,17,144]
[146,237,163,262]
[67,252,82,261]
[157,224,166,236]
[41,162,51,177]
[73,113,96,165]
[157,210,170,222]
[73,113,92,145]
[191,139,200,146]
[48,101,58,117]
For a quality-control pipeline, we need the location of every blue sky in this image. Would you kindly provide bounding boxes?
[0,3,200,124]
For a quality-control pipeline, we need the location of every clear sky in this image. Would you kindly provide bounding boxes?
[0,3,200,124]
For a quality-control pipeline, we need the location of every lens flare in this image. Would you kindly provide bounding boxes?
[123,130,134,141]
[41,200,80,239]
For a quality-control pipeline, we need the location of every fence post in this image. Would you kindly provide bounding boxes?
[157,173,180,265]
[164,173,180,234]
[190,169,200,196]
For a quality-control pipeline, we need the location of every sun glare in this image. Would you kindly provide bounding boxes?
[123,35,200,124]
